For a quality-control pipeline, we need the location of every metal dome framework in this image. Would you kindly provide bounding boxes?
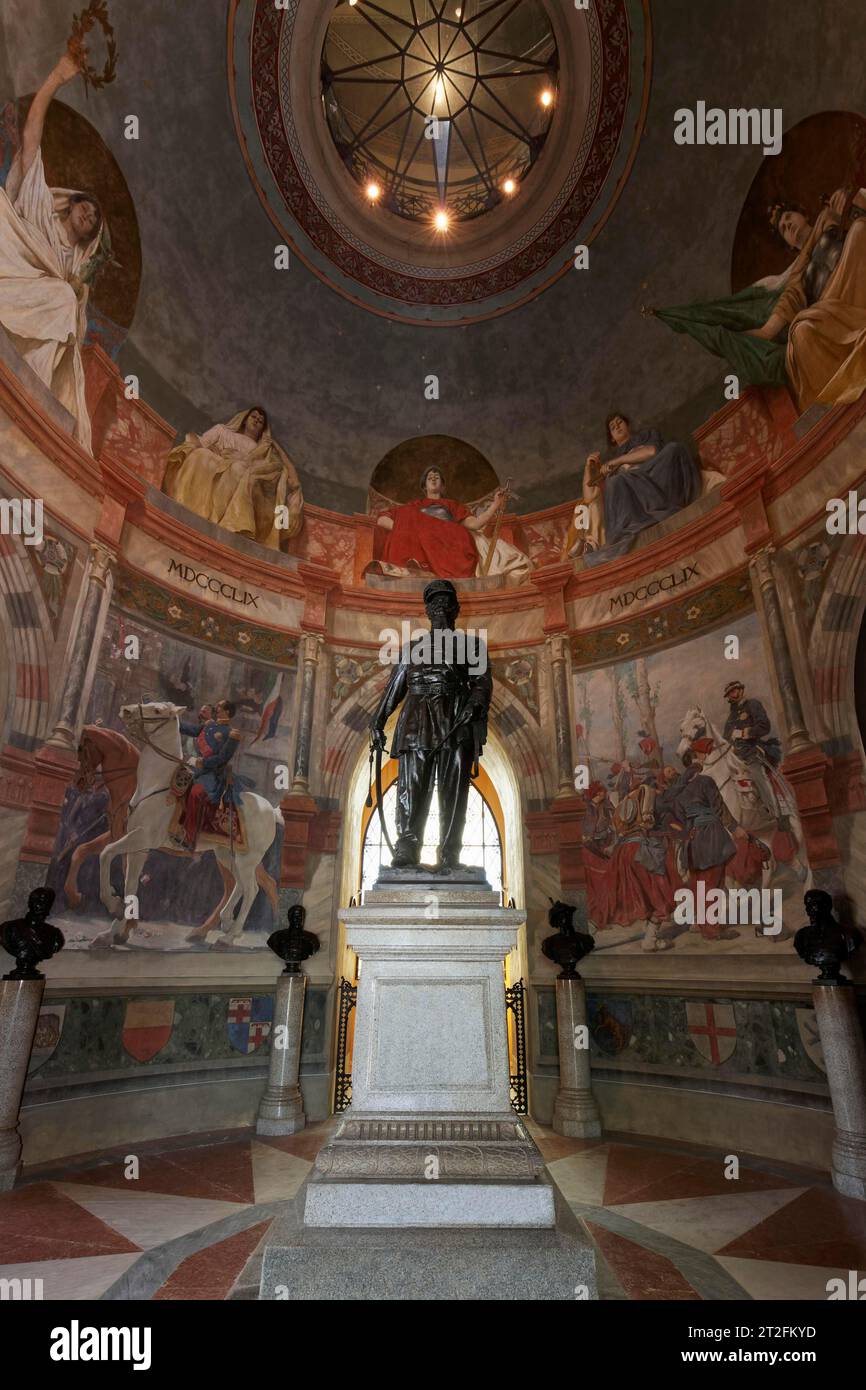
[322,0,558,222]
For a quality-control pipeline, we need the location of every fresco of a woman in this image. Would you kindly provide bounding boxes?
[0,50,110,453]
[649,188,866,409]
[374,465,530,583]
[569,413,699,567]
[162,406,304,549]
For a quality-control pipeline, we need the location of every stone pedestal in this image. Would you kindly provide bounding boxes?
[260,880,598,1298]
[256,973,307,1137]
[0,978,44,1190]
[304,883,556,1229]
[552,976,602,1139]
[813,982,866,1200]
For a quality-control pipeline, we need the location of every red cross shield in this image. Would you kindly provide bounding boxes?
[686,1001,736,1065]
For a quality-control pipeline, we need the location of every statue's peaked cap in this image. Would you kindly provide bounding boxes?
[423,579,459,605]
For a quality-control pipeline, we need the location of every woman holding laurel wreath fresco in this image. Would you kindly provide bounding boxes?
[0,45,112,454]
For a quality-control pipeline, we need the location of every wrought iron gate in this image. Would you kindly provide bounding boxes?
[333,976,528,1115]
[505,978,528,1114]
[333,976,357,1112]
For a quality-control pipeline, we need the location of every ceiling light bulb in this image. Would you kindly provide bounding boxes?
[434,209,449,232]
[503,178,516,195]
[540,88,553,108]
[366,182,381,201]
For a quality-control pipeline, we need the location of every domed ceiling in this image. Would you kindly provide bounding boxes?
[1,1,863,516]
[233,0,647,322]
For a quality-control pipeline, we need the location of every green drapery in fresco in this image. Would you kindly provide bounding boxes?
[652,284,789,388]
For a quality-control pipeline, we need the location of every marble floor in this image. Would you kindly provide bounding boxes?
[1,1120,864,1301]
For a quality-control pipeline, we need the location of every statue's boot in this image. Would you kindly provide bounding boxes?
[389,834,420,869]
[390,851,419,869]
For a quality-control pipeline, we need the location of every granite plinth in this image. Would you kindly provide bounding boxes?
[338,899,524,1115]
[256,1115,305,1137]
[304,1178,556,1228]
[260,1188,597,1300]
[305,1108,555,1228]
[307,892,543,1230]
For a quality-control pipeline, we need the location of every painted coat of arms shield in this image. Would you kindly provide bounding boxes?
[27,1004,67,1073]
[686,1001,737,1065]
[228,995,273,1053]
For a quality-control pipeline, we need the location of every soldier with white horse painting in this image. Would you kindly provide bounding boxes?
[93,701,283,950]
[678,687,810,892]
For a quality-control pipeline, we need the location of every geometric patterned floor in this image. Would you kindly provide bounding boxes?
[2,1120,864,1301]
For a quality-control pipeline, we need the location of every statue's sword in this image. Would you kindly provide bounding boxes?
[371,736,396,858]
[368,706,480,861]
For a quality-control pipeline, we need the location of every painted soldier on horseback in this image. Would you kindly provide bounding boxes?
[173,699,252,851]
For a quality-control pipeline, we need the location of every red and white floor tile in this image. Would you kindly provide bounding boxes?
[1,1121,863,1300]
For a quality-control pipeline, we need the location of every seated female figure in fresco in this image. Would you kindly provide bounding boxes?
[162,406,304,549]
[374,465,531,584]
[649,187,866,411]
[0,50,110,454]
[565,413,699,566]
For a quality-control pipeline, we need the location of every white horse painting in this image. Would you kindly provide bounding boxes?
[678,705,810,891]
[93,702,283,949]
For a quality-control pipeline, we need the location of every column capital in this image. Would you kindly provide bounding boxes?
[87,540,117,590]
[748,544,776,587]
[546,633,569,664]
[300,630,325,665]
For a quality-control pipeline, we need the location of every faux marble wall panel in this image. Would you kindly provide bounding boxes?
[24,986,332,1081]
[533,987,831,1089]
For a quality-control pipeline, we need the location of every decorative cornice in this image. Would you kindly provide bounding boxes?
[565,498,742,601]
[125,499,309,601]
[765,394,866,505]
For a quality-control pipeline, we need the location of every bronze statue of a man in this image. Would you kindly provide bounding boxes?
[370,579,492,873]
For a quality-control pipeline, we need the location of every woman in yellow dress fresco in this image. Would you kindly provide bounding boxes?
[162,406,304,549]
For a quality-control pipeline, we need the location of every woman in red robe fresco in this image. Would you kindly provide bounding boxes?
[376,466,510,578]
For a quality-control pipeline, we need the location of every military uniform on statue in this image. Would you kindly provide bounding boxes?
[260,580,596,1300]
[370,578,491,877]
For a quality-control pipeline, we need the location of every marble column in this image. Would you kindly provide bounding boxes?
[552,976,602,1138]
[46,541,115,752]
[749,547,811,754]
[547,634,575,797]
[0,978,43,1189]
[813,982,866,1200]
[256,972,307,1135]
[292,632,323,794]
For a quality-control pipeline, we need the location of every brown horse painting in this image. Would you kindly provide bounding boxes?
[66,725,278,939]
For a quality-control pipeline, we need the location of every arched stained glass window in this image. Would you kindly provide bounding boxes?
[362,781,503,894]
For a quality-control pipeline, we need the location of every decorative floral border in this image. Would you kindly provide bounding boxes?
[115,568,298,667]
[570,572,754,668]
